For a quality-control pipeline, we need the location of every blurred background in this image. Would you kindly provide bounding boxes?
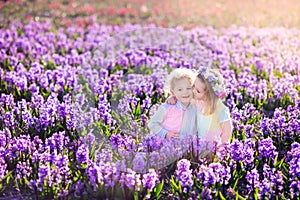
[1,0,300,28]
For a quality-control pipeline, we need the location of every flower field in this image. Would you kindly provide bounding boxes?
[1,1,300,200]
[0,20,299,199]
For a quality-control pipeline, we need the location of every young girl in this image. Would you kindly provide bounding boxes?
[168,67,232,145]
[147,68,197,140]
[193,67,232,145]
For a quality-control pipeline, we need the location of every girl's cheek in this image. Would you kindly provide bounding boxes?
[196,93,202,99]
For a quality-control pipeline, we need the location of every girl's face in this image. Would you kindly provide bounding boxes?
[171,77,193,107]
[193,77,207,101]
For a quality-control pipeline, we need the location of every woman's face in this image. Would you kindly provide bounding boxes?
[193,77,207,101]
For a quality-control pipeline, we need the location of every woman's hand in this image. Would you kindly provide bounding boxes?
[166,132,179,140]
[166,96,177,105]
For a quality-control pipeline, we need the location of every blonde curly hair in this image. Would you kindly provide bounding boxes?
[164,68,196,94]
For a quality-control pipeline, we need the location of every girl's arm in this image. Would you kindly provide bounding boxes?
[218,106,233,144]
[166,132,180,140]
[148,105,179,139]
[148,105,174,139]
[220,120,233,143]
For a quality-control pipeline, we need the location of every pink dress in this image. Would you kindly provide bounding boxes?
[148,101,197,138]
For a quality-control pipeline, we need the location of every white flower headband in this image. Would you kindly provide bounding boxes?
[197,67,227,98]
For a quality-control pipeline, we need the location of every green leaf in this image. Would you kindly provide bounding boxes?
[253,189,258,200]
[233,177,240,190]
[94,93,99,104]
[170,177,179,190]
[156,194,162,199]
[134,192,139,200]
[15,87,21,97]
[241,129,246,141]
[155,179,164,198]
[4,171,13,184]
[89,141,97,159]
[274,157,285,168]
[281,170,288,181]
[218,191,226,200]
[232,169,237,177]
[135,102,141,116]
[282,163,289,174]
[281,192,287,200]
[234,190,246,200]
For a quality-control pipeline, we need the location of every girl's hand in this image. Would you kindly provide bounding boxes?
[166,132,179,140]
[166,96,177,105]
